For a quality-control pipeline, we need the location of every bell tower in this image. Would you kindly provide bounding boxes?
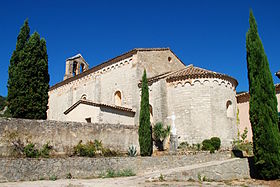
[64,54,89,80]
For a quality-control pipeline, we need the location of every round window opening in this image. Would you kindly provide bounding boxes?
[168,57,172,62]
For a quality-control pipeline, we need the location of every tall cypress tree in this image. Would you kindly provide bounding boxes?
[139,70,152,156]
[7,20,30,117]
[7,20,49,119]
[246,10,280,179]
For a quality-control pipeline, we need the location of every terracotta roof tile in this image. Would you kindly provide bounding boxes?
[165,65,238,86]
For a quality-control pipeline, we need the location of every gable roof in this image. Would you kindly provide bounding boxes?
[50,48,182,91]
[165,65,238,86]
[64,99,135,115]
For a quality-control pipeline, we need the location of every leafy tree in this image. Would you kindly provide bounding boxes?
[246,10,280,179]
[7,20,49,119]
[138,70,153,156]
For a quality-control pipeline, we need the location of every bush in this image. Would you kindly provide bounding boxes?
[24,143,39,158]
[39,142,52,158]
[202,137,221,152]
[74,140,96,157]
[210,137,221,150]
[202,139,213,151]
[73,140,120,157]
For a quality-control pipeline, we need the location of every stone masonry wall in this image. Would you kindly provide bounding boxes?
[167,78,237,147]
[0,118,139,157]
[0,152,240,182]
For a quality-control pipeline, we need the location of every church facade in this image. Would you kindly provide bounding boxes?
[47,48,238,147]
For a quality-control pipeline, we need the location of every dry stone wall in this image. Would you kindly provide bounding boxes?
[0,118,139,157]
[0,152,242,182]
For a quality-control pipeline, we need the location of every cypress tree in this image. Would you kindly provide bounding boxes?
[246,10,280,179]
[139,70,153,156]
[7,20,49,119]
[7,20,30,117]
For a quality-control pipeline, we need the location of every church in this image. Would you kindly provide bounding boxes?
[47,48,238,147]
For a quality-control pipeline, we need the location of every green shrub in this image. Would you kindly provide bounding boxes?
[178,141,189,149]
[73,140,120,157]
[210,137,221,150]
[74,140,96,157]
[202,139,213,151]
[24,143,39,158]
[202,137,221,153]
[39,142,52,158]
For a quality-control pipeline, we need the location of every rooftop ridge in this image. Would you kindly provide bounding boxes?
[50,48,178,91]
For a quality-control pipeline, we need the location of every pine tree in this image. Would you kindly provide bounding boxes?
[138,70,153,156]
[7,20,49,119]
[246,10,280,179]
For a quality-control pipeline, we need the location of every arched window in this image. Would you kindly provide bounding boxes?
[72,61,78,76]
[114,91,122,106]
[226,100,234,118]
[81,94,87,100]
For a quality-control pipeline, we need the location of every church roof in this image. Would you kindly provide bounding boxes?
[165,65,238,86]
[64,99,135,115]
[50,48,180,91]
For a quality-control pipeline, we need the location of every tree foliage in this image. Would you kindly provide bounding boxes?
[246,10,280,179]
[7,20,49,119]
[138,70,153,156]
[0,96,6,111]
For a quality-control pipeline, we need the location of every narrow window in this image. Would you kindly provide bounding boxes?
[80,63,85,73]
[72,61,78,76]
[226,100,234,118]
[114,91,122,106]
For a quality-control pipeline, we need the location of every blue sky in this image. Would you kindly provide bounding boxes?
[0,0,279,96]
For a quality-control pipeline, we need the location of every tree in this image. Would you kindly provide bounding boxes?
[7,20,49,119]
[138,70,153,156]
[7,20,30,117]
[246,10,280,179]
[0,96,6,111]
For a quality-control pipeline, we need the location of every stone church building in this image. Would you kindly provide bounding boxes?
[47,48,238,147]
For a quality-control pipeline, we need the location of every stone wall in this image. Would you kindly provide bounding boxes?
[166,78,237,147]
[0,118,139,157]
[0,152,239,182]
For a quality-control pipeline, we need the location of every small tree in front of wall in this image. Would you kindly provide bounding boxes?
[138,70,153,156]
[153,122,170,151]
